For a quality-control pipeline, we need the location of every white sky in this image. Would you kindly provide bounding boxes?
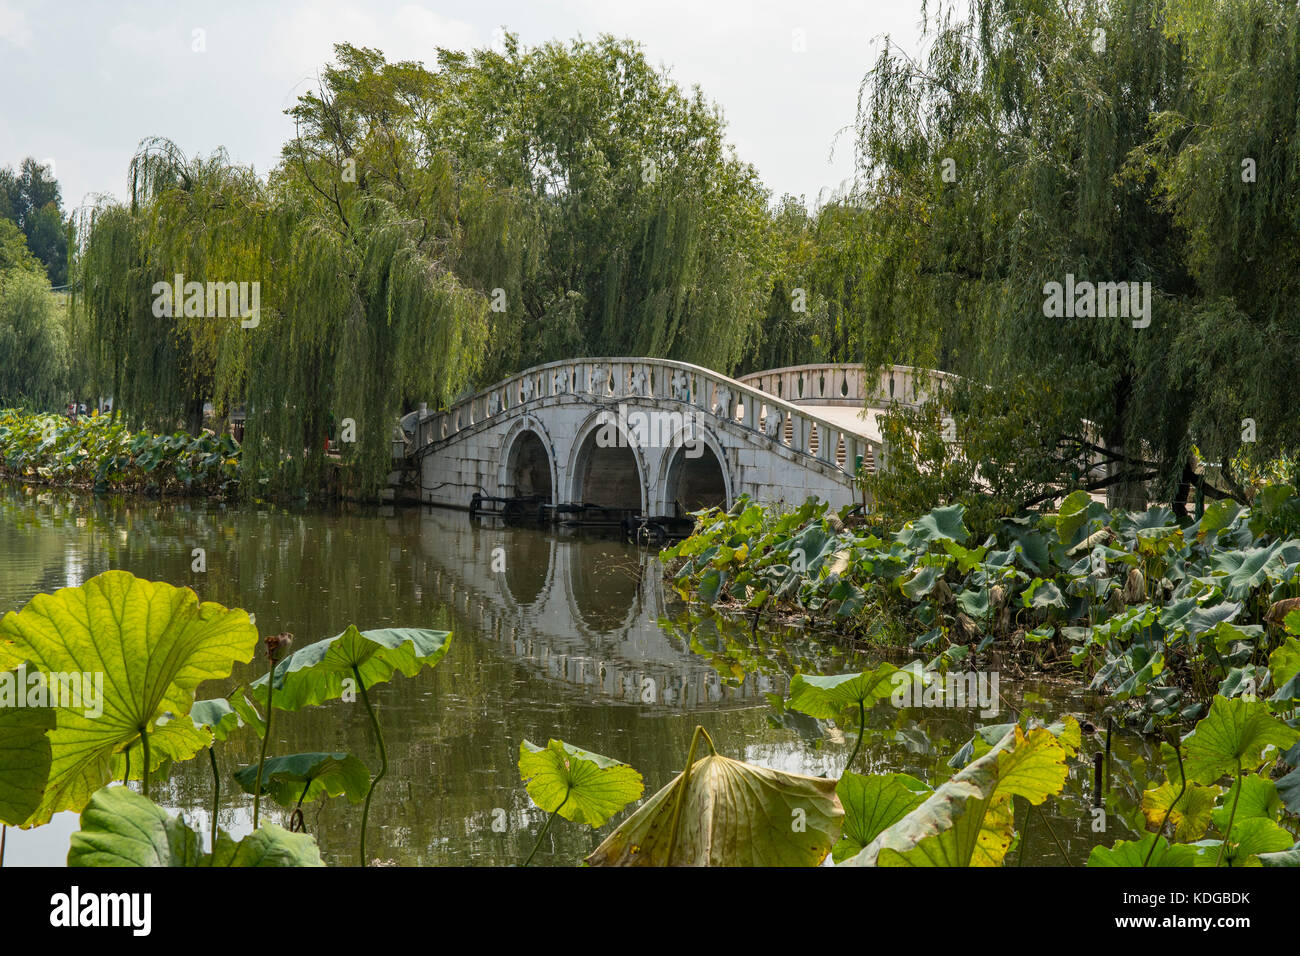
[0,0,929,213]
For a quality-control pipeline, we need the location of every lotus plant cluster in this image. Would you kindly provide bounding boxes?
[0,408,241,496]
[0,569,451,867]
[663,489,1300,731]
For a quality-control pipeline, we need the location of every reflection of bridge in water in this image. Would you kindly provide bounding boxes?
[403,506,784,711]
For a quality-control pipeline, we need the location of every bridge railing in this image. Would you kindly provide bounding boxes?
[409,357,884,479]
[736,363,961,409]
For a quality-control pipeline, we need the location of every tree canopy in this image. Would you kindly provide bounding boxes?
[56,10,1300,505]
[849,0,1298,513]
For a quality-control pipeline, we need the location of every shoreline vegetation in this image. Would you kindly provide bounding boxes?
[0,408,242,498]
[661,491,1300,733]
[0,407,369,501]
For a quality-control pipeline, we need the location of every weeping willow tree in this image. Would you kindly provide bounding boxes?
[1135,0,1300,494]
[843,0,1300,511]
[75,123,494,497]
[73,34,782,499]
[420,34,774,379]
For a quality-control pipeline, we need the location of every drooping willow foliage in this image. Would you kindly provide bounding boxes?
[71,35,776,498]
[65,11,1299,506]
[845,0,1300,508]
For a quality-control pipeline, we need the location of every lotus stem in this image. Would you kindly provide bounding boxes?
[1035,805,1071,865]
[1,825,6,867]
[253,657,276,829]
[844,700,866,775]
[207,746,220,851]
[1104,717,1113,798]
[1018,798,1031,866]
[523,790,569,867]
[354,664,388,868]
[291,780,311,834]
[1215,759,1243,868]
[122,749,130,787]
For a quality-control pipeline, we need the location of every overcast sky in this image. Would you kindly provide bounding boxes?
[0,0,929,213]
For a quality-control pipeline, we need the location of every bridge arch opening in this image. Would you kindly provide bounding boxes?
[663,443,729,516]
[504,428,554,503]
[570,422,646,513]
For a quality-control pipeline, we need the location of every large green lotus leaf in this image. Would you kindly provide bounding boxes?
[832,771,930,863]
[1212,544,1283,600]
[1056,490,1096,544]
[0,703,55,825]
[899,565,941,600]
[910,504,968,545]
[0,571,258,825]
[1269,637,1300,689]
[248,626,452,711]
[1140,781,1220,842]
[1185,601,1243,637]
[1196,498,1242,541]
[517,739,643,827]
[67,785,203,866]
[1211,775,1279,832]
[228,691,267,737]
[586,752,842,866]
[844,725,1068,867]
[949,716,1081,769]
[1023,578,1065,609]
[1087,832,1198,867]
[941,539,988,574]
[955,586,990,618]
[1191,817,1295,867]
[1122,506,1178,540]
[786,663,907,720]
[67,785,325,867]
[234,752,370,807]
[207,824,325,867]
[1181,695,1299,784]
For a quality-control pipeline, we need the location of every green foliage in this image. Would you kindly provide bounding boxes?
[849,0,1299,508]
[517,739,644,828]
[423,34,773,380]
[586,725,843,866]
[0,570,258,825]
[0,704,54,826]
[832,771,931,863]
[842,722,1074,867]
[0,271,68,410]
[0,408,241,495]
[73,35,776,499]
[1092,695,1299,867]
[665,488,1300,729]
[234,752,371,808]
[67,785,324,867]
[0,158,68,285]
[247,625,453,712]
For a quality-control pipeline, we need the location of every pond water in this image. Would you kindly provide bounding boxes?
[0,483,1163,866]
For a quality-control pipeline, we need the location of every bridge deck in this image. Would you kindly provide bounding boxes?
[797,405,884,444]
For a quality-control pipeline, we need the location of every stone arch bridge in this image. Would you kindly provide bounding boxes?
[396,359,956,517]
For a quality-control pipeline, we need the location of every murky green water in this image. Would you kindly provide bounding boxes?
[0,483,1162,866]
